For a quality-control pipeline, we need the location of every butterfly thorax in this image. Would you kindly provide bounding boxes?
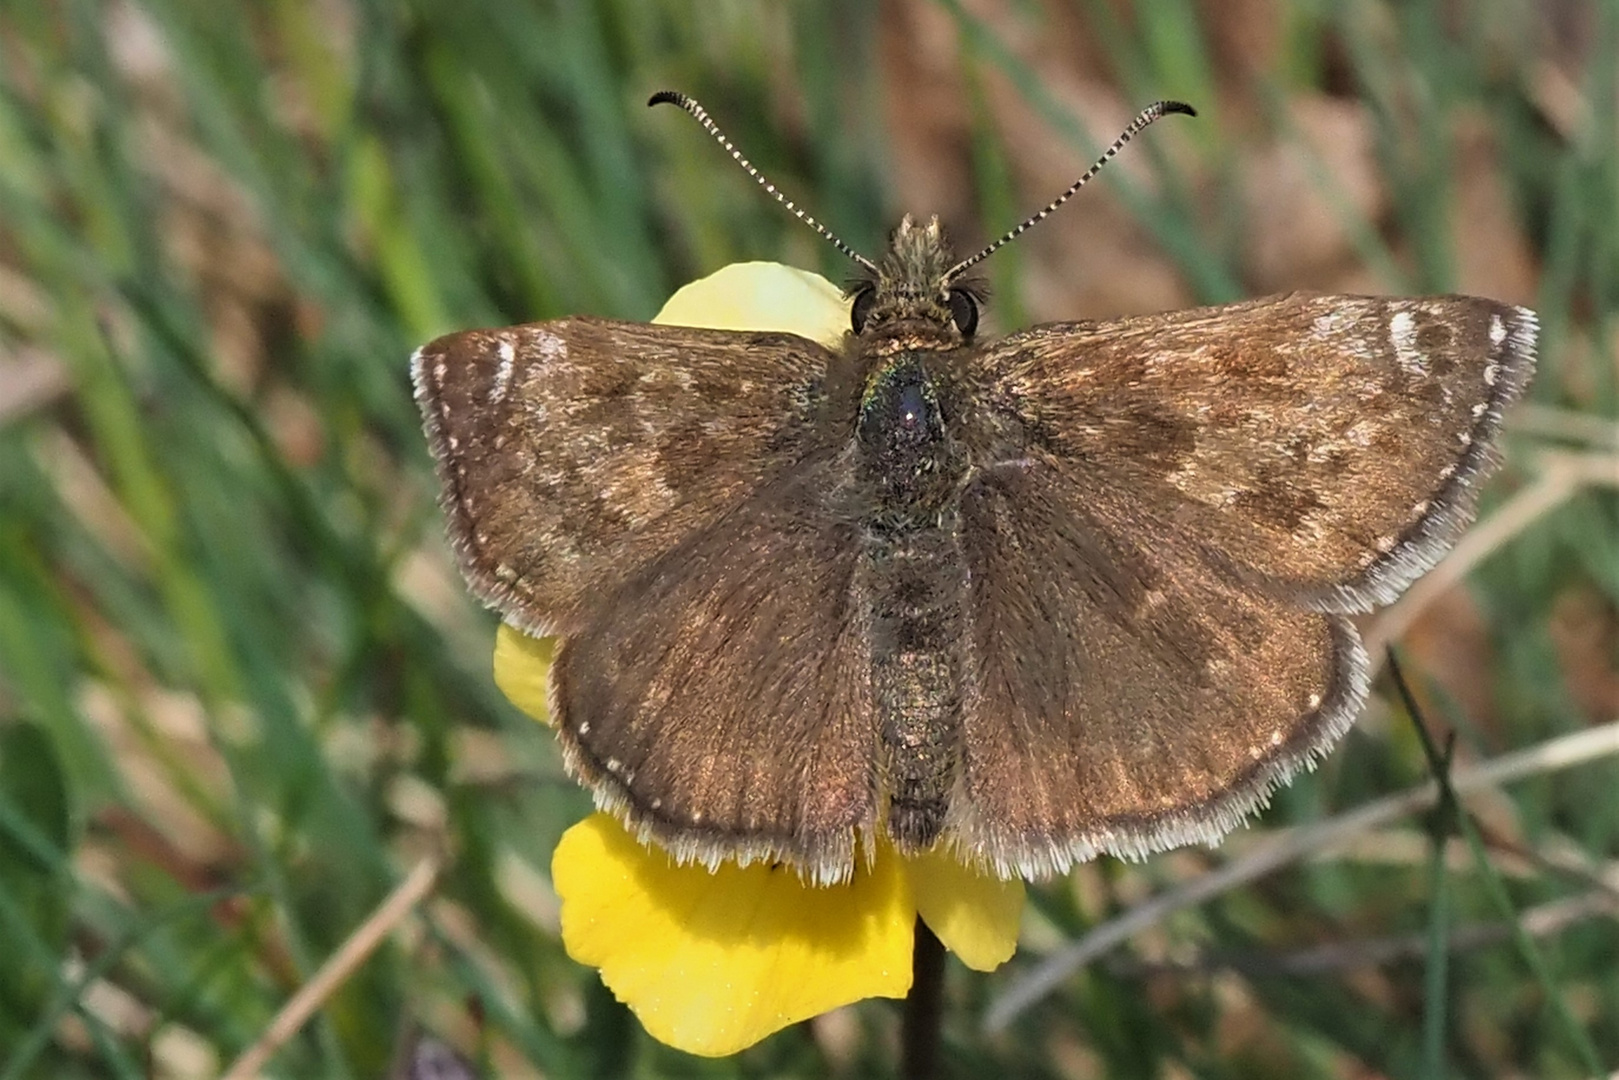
[849,218,983,521]
[856,350,964,526]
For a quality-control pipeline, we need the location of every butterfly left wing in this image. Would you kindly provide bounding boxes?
[981,292,1535,611]
[944,291,1531,875]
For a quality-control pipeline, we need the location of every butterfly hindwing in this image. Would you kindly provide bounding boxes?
[551,464,879,884]
[951,455,1368,877]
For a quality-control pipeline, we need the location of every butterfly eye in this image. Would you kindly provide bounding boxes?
[850,286,878,333]
[948,288,979,337]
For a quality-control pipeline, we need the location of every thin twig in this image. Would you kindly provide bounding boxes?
[1509,404,1619,451]
[1105,887,1619,978]
[1392,653,1604,1073]
[984,719,1619,1031]
[0,347,70,426]
[1386,650,1458,1074]
[222,856,441,1080]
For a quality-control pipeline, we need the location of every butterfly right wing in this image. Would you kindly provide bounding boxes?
[412,318,836,635]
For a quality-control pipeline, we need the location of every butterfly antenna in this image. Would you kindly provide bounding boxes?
[944,100,1196,282]
[650,91,879,275]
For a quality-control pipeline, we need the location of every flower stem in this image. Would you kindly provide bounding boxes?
[901,918,945,1080]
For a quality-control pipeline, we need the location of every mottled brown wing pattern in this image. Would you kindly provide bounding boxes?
[983,293,1536,612]
[952,456,1367,877]
[412,318,836,634]
[551,471,877,884]
[940,290,1533,874]
[415,270,1535,884]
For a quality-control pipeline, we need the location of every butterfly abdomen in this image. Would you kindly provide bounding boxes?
[861,524,968,851]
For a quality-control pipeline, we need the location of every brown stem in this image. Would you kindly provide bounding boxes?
[901,918,946,1080]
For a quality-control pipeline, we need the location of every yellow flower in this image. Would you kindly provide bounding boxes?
[493,262,1025,1057]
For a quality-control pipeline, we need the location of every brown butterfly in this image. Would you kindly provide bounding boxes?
[413,93,1535,884]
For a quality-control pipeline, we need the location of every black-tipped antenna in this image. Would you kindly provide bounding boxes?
[944,100,1196,282]
[650,91,879,275]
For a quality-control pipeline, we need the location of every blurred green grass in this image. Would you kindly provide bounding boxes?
[0,0,1615,1076]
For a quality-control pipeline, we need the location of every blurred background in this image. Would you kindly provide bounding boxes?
[1,0,1616,1076]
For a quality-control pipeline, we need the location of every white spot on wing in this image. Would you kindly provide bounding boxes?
[1389,310,1426,376]
[535,330,567,364]
[1345,420,1377,448]
[1489,312,1507,348]
[491,339,517,403]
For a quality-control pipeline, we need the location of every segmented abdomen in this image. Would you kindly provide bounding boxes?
[861,522,967,850]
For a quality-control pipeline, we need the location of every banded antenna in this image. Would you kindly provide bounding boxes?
[943,100,1196,283]
[650,91,880,275]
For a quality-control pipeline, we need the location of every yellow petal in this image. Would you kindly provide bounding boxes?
[493,624,553,726]
[905,848,1025,972]
[554,814,915,1056]
[653,261,849,344]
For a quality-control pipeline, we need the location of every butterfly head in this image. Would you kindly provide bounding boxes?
[651,92,1194,353]
[849,215,986,340]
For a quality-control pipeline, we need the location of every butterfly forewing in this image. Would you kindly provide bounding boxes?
[412,318,836,635]
[980,293,1536,612]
